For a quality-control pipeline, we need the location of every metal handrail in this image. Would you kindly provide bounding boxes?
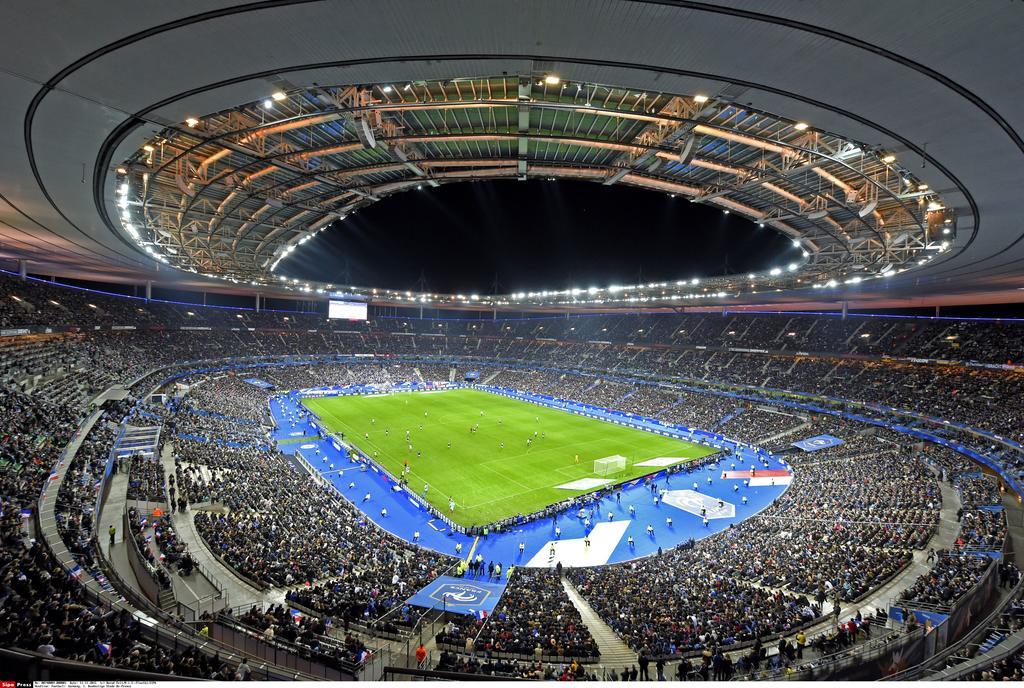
[214,610,364,674]
[90,535,328,680]
[885,575,1023,681]
[931,627,1024,681]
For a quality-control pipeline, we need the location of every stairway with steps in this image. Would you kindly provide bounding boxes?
[481,369,504,385]
[157,585,176,613]
[977,630,1007,655]
[560,576,637,669]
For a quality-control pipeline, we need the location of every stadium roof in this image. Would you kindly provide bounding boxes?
[1,1,1023,310]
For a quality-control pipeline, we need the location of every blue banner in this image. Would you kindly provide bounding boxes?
[404,575,506,616]
[888,608,949,626]
[792,434,845,452]
[243,378,276,389]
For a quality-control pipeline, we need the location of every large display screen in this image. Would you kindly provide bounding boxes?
[328,300,367,320]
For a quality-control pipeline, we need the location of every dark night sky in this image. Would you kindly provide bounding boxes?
[281,180,802,293]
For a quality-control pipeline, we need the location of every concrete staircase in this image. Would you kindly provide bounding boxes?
[758,418,811,446]
[481,369,504,385]
[560,577,637,670]
[158,585,177,613]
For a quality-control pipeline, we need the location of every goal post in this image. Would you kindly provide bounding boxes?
[594,455,627,476]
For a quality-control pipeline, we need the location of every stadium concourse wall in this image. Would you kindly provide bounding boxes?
[792,557,1002,681]
[287,380,743,534]
[923,577,1024,680]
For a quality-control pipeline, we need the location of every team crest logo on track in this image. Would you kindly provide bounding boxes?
[430,583,491,606]
[662,489,736,519]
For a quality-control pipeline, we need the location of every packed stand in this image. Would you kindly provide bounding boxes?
[436,569,599,661]
[899,552,992,607]
[125,455,166,502]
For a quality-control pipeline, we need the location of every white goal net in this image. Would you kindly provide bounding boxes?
[594,455,627,476]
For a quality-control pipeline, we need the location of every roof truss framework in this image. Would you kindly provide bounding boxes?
[118,76,950,301]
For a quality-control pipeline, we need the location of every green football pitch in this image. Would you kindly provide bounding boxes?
[301,388,715,527]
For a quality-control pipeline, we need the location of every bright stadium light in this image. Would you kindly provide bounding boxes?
[544,74,561,85]
[693,94,709,103]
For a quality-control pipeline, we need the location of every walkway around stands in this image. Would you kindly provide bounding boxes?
[97,471,147,602]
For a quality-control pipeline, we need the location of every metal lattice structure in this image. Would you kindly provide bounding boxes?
[117,75,953,307]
